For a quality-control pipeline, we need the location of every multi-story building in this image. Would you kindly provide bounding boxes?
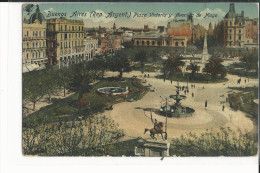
[245,18,258,44]
[223,3,245,48]
[134,32,188,47]
[46,18,85,67]
[101,39,110,54]
[107,35,122,53]
[167,14,193,44]
[84,37,98,60]
[22,5,48,72]
[191,24,207,43]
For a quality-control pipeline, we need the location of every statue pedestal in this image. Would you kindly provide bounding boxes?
[143,139,170,157]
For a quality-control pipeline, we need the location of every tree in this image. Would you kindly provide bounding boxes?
[71,63,95,102]
[108,50,132,79]
[186,46,198,57]
[186,63,200,78]
[56,67,73,97]
[203,57,226,79]
[241,50,258,75]
[134,49,149,73]
[94,55,108,79]
[23,71,47,111]
[22,116,125,156]
[161,53,185,82]
[150,48,162,63]
[43,68,60,102]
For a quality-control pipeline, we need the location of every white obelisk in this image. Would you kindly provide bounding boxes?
[201,33,209,63]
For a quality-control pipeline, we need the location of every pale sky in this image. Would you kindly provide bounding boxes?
[23,3,259,29]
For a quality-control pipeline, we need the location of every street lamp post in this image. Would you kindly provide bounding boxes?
[165,97,168,140]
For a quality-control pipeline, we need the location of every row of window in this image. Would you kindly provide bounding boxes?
[60,40,84,48]
[61,33,84,40]
[60,25,84,32]
[25,51,46,59]
[226,42,242,47]
[228,29,242,34]
[227,35,242,40]
[24,41,46,49]
[24,30,46,37]
[136,40,185,47]
[225,21,243,26]
[60,50,84,56]
[85,44,97,50]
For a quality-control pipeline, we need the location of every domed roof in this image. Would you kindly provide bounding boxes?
[224,3,236,19]
[29,5,45,24]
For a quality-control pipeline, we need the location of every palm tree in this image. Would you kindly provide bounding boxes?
[203,57,226,79]
[161,54,185,83]
[186,63,200,78]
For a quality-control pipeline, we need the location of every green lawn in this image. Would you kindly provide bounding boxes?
[227,63,258,79]
[23,77,148,128]
[156,73,228,83]
[132,62,162,72]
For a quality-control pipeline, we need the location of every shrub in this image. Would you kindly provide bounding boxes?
[170,127,257,156]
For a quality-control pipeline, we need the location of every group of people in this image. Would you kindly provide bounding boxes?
[237,78,249,84]
[144,74,150,78]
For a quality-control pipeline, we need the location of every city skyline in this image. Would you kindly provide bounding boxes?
[23,3,259,29]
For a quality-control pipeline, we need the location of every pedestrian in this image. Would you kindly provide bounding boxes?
[187,89,189,93]
[222,105,225,111]
[184,90,187,95]
[205,100,207,107]
[192,92,194,97]
[148,74,150,77]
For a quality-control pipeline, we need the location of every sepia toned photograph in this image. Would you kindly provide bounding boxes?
[22,2,258,157]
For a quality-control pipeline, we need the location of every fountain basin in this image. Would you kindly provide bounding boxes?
[97,87,129,96]
[159,105,195,118]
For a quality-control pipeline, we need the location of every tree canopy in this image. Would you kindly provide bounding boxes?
[203,57,226,78]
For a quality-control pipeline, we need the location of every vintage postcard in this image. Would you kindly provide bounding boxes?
[22,2,259,157]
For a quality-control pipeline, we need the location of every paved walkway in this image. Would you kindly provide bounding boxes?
[102,71,258,141]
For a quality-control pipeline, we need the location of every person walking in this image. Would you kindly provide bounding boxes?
[205,100,207,108]
[222,105,225,111]
[192,92,194,98]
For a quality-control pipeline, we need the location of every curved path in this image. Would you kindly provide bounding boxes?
[101,71,258,140]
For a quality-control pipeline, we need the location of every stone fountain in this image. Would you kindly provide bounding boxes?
[159,84,195,117]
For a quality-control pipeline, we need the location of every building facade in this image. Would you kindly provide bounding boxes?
[167,14,193,43]
[84,37,98,61]
[22,5,48,71]
[46,18,85,67]
[223,3,245,48]
[245,18,258,44]
[134,34,188,47]
[191,24,207,43]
